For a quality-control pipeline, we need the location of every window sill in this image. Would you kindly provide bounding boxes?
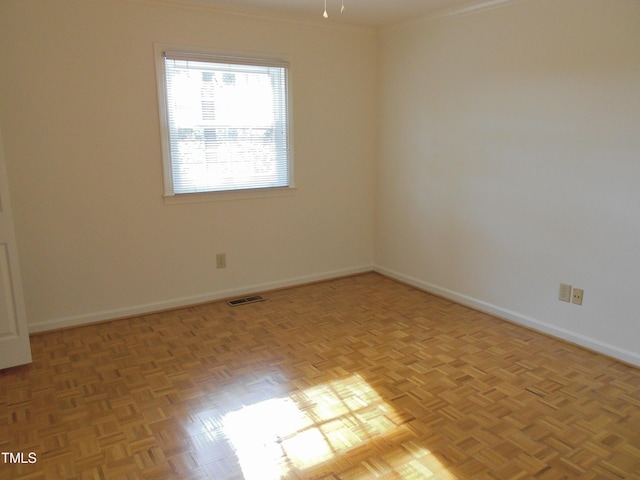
[163,186,297,205]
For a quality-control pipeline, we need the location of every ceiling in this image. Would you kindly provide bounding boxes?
[174,0,498,27]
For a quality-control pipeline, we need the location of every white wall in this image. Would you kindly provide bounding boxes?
[0,0,377,331]
[377,0,640,365]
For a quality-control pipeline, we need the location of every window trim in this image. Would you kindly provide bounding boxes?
[154,44,295,202]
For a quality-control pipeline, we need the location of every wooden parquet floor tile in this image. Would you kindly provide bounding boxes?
[1,273,640,479]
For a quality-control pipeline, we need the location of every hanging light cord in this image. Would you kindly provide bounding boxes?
[323,0,345,18]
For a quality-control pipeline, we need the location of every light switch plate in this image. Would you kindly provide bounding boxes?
[559,283,572,303]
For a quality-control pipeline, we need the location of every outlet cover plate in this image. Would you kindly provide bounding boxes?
[572,288,583,305]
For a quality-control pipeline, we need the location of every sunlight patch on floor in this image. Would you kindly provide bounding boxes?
[219,374,454,479]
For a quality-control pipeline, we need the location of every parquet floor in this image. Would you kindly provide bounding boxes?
[1,273,640,479]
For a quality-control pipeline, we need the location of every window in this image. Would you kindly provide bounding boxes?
[156,47,292,196]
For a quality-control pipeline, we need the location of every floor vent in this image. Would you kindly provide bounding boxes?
[227,295,265,307]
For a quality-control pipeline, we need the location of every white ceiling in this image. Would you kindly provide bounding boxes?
[176,0,497,27]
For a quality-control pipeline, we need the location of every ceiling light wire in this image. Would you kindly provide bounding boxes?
[322,0,345,18]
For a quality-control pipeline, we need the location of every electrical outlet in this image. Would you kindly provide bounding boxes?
[216,253,226,269]
[559,283,572,303]
[572,288,583,305]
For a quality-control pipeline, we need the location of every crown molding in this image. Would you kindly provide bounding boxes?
[381,0,530,31]
[436,0,530,19]
[107,0,376,33]
[100,0,530,32]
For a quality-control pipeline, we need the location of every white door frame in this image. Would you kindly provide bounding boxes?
[0,126,32,369]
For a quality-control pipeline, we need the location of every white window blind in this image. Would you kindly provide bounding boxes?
[161,51,291,195]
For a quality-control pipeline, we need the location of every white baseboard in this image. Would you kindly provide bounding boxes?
[375,265,640,368]
[28,265,373,334]
[29,264,640,368]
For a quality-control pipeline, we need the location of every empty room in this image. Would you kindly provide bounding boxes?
[1,0,639,478]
